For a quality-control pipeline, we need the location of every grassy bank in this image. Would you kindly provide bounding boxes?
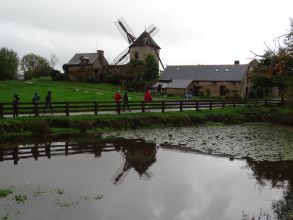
[0,78,146,102]
[0,105,292,141]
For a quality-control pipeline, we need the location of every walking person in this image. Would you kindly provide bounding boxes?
[144,88,152,112]
[144,88,152,102]
[123,92,130,112]
[114,91,122,113]
[12,94,20,117]
[44,91,53,114]
[32,93,40,104]
[32,93,40,115]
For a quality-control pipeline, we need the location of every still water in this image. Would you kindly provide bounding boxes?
[0,127,292,220]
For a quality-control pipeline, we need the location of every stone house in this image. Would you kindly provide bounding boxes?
[63,50,108,82]
[154,60,258,97]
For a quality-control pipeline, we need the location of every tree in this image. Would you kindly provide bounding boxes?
[251,20,293,102]
[143,54,159,83]
[0,47,19,80]
[20,53,52,80]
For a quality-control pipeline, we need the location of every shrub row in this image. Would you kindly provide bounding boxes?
[0,106,292,139]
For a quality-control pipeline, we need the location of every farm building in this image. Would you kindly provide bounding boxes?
[154,60,258,97]
[63,50,108,82]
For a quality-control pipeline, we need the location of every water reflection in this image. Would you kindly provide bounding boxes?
[0,138,292,220]
[245,158,293,219]
[0,139,157,185]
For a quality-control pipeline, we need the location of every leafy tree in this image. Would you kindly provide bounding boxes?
[143,54,159,83]
[251,20,293,102]
[20,53,52,80]
[0,47,19,80]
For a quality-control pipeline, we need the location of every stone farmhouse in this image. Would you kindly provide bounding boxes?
[63,50,108,81]
[154,60,258,97]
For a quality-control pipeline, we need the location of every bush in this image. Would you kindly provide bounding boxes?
[50,70,67,81]
[28,120,51,136]
[71,120,93,133]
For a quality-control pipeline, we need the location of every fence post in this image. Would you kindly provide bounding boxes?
[209,100,213,110]
[196,100,199,111]
[142,101,145,113]
[66,102,69,116]
[117,102,121,115]
[65,142,69,156]
[265,99,268,106]
[180,101,183,112]
[233,99,236,108]
[94,102,98,115]
[162,101,165,113]
[0,103,3,118]
[34,103,39,116]
[222,100,225,109]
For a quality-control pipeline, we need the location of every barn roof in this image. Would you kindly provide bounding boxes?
[159,64,249,82]
[156,79,193,89]
[67,53,108,65]
[129,31,161,49]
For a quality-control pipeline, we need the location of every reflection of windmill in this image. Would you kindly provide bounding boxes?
[113,17,164,70]
[112,144,156,185]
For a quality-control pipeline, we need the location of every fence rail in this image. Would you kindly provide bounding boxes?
[0,99,288,118]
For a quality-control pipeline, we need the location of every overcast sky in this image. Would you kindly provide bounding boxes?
[1,0,292,71]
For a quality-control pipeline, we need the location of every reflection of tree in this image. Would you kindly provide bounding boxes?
[245,158,293,219]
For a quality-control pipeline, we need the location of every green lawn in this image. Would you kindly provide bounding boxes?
[0,78,163,102]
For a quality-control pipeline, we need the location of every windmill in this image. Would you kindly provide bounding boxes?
[113,17,165,70]
[111,143,157,185]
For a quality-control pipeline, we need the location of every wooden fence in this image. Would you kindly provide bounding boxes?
[0,99,287,118]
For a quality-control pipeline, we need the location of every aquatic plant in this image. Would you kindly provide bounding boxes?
[0,189,13,198]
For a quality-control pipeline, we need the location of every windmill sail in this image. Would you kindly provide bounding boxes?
[113,48,130,65]
[115,18,136,44]
[146,24,159,37]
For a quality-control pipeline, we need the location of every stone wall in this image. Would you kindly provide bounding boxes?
[67,65,94,81]
[191,81,241,96]
[129,46,159,64]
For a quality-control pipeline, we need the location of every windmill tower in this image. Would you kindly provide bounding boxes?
[113,18,164,70]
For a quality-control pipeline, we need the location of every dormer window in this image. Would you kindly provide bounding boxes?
[225,68,230,72]
[215,68,220,72]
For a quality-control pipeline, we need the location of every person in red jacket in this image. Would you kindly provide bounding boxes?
[114,91,122,103]
[114,91,123,112]
[144,89,152,102]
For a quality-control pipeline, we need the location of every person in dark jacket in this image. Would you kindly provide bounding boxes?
[12,94,20,117]
[44,91,53,113]
[32,93,40,104]
[123,92,130,112]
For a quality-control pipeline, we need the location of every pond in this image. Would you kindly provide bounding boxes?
[0,124,292,220]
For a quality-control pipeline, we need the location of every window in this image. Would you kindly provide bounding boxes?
[220,85,226,96]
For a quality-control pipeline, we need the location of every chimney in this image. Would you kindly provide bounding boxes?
[234,60,240,65]
[97,50,104,58]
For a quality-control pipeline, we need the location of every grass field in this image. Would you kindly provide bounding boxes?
[0,78,164,102]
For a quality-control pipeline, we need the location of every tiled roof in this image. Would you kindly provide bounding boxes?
[67,53,108,65]
[159,64,249,82]
[129,31,160,49]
